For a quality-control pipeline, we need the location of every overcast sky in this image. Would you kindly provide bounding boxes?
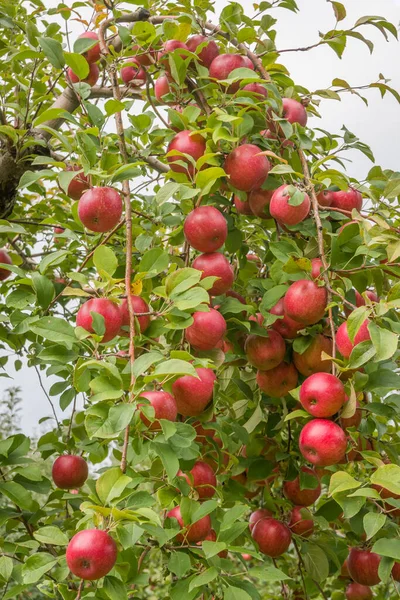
[2,0,399,435]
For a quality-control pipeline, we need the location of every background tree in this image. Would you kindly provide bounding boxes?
[0,1,400,599]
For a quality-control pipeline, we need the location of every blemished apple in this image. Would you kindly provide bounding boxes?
[234,195,254,215]
[172,367,216,416]
[167,130,206,176]
[67,63,99,86]
[299,418,347,466]
[270,298,301,339]
[345,583,372,600]
[288,506,314,537]
[78,31,101,64]
[177,460,217,499]
[347,548,381,586]
[282,97,308,126]
[78,187,123,233]
[293,334,332,376]
[317,189,335,207]
[248,188,274,218]
[330,188,363,212]
[0,249,12,281]
[66,529,117,580]
[185,308,227,350]
[167,505,212,542]
[299,372,346,418]
[155,74,172,102]
[158,40,189,69]
[184,206,227,252]
[121,58,146,86]
[242,83,268,98]
[186,35,219,67]
[224,144,270,192]
[336,319,371,358]
[52,455,88,489]
[284,280,328,325]
[138,390,177,430]
[76,298,122,343]
[249,508,273,532]
[192,252,234,295]
[209,53,254,92]
[66,165,90,200]
[270,185,311,226]
[119,295,150,335]
[245,330,286,371]
[251,517,292,557]
[283,466,321,506]
[256,362,298,397]
[340,400,362,429]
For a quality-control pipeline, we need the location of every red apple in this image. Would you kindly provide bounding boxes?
[299,419,347,466]
[78,187,123,233]
[347,548,380,586]
[209,53,254,92]
[53,226,64,235]
[331,188,363,212]
[345,290,379,316]
[391,562,400,581]
[158,40,189,69]
[66,529,117,580]
[248,189,274,218]
[288,506,314,537]
[234,195,254,215]
[138,390,177,430]
[185,309,227,350]
[119,295,150,335]
[282,98,308,126]
[121,58,146,86]
[167,130,206,176]
[311,258,323,279]
[293,334,332,376]
[256,362,298,397]
[66,165,90,200]
[224,144,270,192]
[242,553,252,561]
[336,319,371,359]
[155,74,172,102]
[283,467,321,507]
[346,583,372,600]
[167,505,211,542]
[341,558,351,579]
[184,206,227,252]
[270,185,310,226]
[192,252,234,295]
[76,298,122,343]
[261,129,295,148]
[177,460,216,499]
[299,373,346,418]
[173,368,216,416]
[68,62,99,86]
[249,508,273,532]
[242,83,268,98]
[132,44,156,66]
[52,455,88,489]
[0,249,12,281]
[317,189,335,207]
[186,35,219,67]
[251,518,292,557]
[284,280,328,325]
[245,330,286,371]
[78,31,101,64]
[270,298,301,339]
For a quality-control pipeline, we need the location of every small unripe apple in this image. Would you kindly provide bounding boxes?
[66,165,90,200]
[0,249,12,281]
[283,466,321,506]
[288,506,314,537]
[167,130,206,176]
[245,330,286,371]
[177,460,217,499]
[251,518,291,557]
[121,58,146,86]
[76,298,122,343]
[119,295,150,335]
[293,334,332,376]
[248,188,273,218]
[184,206,227,252]
[167,505,212,542]
[172,368,216,416]
[270,298,301,339]
[138,390,177,430]
[284,280,327,325]
[256,362,298,397]
[336,319,371,359]
[299,373,346,418]
[78,32,101,64]
[78,187,123,233]
[270,184,310,226]
[185,308,226,350]
[299,419,347,466]
[192,252,234,295]
[66,529,117,580]
[52,455,88,489]
[224,144,270,192]
[186,35,219,67]
[67,62,99,86]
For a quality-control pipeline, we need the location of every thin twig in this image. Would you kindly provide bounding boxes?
[34,365,61,430]
[75,580,84,600]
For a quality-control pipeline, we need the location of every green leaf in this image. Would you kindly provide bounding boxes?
[93,404,135,439]
[166,268,202,296]
[132,351,164,378]
[372,538,400,561]
[363,512,386,541]
[371,464,400,495]
[248,566,292,582]
[31,273,55,310]
[168,552,191,578]
[39,37,65,68]
[139,248,169,278]
[110,163,141,183]
[202,540,227,559]
[152,442,179,480]
[368,322,398,361]
[103,576,128,600]
[192,500,218,523]
[152,360,198,378]
[188,567,218,591]
[93,246,118,278]
[39,250,70,274]
[224,588,252,600]
[34,526,69,546]
[0,481,35,510]
[302,544,329,582]
[0,556,13,582]
[195,167,226,195]
[22,553,57,584]
[105,99,126,116]
[346,306,368,342]
[64,52,89,79]
[30,317,77,349]
[329,471,361,495]
[330,1,346,21]
[96,467,132,505]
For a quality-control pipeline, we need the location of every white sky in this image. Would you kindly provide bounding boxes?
[2,0,400,434]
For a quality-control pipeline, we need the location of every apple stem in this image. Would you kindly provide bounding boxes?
[75,580,84,600]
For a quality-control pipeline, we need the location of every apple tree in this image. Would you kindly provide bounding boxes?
[1,0,400,599]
